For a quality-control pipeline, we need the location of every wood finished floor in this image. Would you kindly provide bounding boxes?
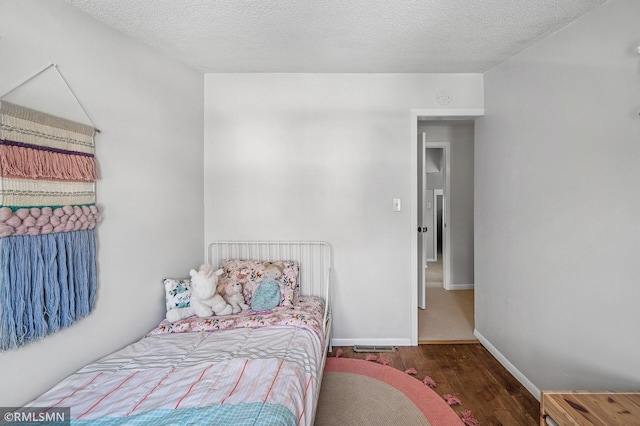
[331,344,540,425]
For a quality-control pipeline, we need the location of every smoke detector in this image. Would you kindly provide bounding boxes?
[436,90,452,106]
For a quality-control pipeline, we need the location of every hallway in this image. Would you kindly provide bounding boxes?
[418,255,476,343]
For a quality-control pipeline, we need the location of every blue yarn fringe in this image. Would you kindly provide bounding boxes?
[0,230,97,351]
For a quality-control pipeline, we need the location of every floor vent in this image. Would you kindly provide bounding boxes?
[353,345,397,353]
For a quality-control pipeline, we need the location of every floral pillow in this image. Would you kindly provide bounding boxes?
[164,278,191,312]
[217,259,300,307]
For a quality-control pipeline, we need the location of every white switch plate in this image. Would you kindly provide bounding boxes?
[392,198,401,211]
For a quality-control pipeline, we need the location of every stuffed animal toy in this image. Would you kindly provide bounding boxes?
[222,281,249,314]
[166,264,233,322]
[251,262,283,311]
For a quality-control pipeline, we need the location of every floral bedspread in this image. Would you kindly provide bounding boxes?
[148,296,325,341]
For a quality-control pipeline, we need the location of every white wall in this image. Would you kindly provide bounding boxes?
[418,121,475,286]
[475,0,640,397]
[204,74,482,346]
[0,0,204,405]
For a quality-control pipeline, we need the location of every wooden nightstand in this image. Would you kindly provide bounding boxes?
[540,391,640,425]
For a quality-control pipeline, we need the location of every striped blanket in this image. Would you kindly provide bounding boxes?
[26,309,325,425]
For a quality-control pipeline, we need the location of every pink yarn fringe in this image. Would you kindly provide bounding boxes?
[334,349,344,358]
[0,144,97,182]
[375,358,390,365]
[422,376,436,388]
[365,354,377,362]
[443,394,462,406]
[404,367,418,375]
[461,409,480,425]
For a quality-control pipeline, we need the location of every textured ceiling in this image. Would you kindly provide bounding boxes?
[66,0,608,73]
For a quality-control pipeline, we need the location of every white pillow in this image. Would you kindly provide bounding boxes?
[163,278,191,312]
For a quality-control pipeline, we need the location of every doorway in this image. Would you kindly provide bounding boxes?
[411,113,482,345]
[419,140,475,343]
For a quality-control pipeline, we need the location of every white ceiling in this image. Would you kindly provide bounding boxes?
[66,0,608,73]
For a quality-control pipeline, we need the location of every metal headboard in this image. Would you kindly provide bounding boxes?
[207,240,333,334]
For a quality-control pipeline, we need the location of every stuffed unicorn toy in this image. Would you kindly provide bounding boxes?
[166,264,233,322]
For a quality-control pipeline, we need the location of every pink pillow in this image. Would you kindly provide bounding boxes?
[218,259,300,307]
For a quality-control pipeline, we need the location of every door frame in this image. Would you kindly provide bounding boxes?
[410,108,483,346]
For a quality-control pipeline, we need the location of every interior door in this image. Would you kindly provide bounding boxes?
[417,132,427,309]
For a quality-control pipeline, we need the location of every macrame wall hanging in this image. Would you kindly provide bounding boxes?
[0,64,100,350]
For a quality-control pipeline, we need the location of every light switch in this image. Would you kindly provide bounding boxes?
[427,202,432,209]
[393,198,401,212]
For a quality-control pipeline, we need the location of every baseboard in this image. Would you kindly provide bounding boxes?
[474,330,541,401]
[418,339,479,345]
[446,283,474,290]
[331,338,412,347]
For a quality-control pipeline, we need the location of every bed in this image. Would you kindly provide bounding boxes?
[24,240,333,425]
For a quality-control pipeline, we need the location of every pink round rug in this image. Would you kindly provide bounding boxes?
[316,357,463,425]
